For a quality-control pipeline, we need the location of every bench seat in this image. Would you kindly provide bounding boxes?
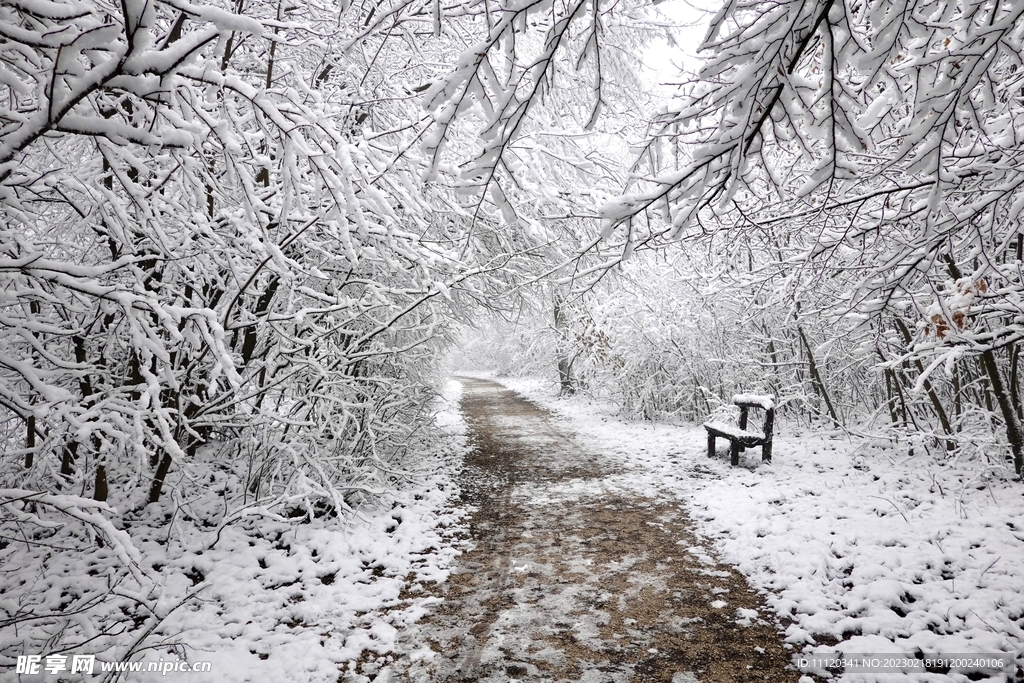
[703,421,765,443]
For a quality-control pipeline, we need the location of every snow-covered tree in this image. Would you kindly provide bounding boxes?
[0,0,684,660]
[2,0,443,508]
[587,0,1024,472]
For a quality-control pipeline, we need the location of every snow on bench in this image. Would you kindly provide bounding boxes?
[702,421,765,441]
[704,395,775,466]
[732,394,775,410]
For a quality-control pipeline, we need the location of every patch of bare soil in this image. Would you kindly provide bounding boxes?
[361,378,801,683]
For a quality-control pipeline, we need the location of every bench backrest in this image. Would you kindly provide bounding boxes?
[735,401,775,437]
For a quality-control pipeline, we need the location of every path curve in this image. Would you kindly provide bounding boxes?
[380,378,800,682]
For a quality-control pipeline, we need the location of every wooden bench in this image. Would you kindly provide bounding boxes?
[704,394,775,466]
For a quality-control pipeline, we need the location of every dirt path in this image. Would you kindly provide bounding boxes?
[379,378,801,682]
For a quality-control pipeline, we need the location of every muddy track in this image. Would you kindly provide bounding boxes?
[378,378,801,683]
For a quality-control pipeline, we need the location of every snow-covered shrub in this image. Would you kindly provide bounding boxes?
[0,0,486,511]
[0,491,159,672]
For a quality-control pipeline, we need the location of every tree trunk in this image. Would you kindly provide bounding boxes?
[796,325,841,427]
[980,348,1024,475]
[148,452,173,505]
[893,318,955,451]
[25,413,35,468]
[553,295,576,395]
[94,464,108,502]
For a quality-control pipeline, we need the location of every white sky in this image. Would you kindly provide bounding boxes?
[641,0,718,87]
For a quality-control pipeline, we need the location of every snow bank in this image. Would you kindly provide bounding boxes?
[0,380,471,683]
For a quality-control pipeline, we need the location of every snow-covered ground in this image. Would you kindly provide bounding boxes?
[0,382,471,683]
[500,377,1024,682]
[10,375,1020,682]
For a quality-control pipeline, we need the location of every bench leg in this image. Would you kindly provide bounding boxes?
[762,440,772,463]
[707,432,715,458]
[730,440,740,466]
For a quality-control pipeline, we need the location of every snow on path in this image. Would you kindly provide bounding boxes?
[501,377,1024,683]
[373,378,800,683]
